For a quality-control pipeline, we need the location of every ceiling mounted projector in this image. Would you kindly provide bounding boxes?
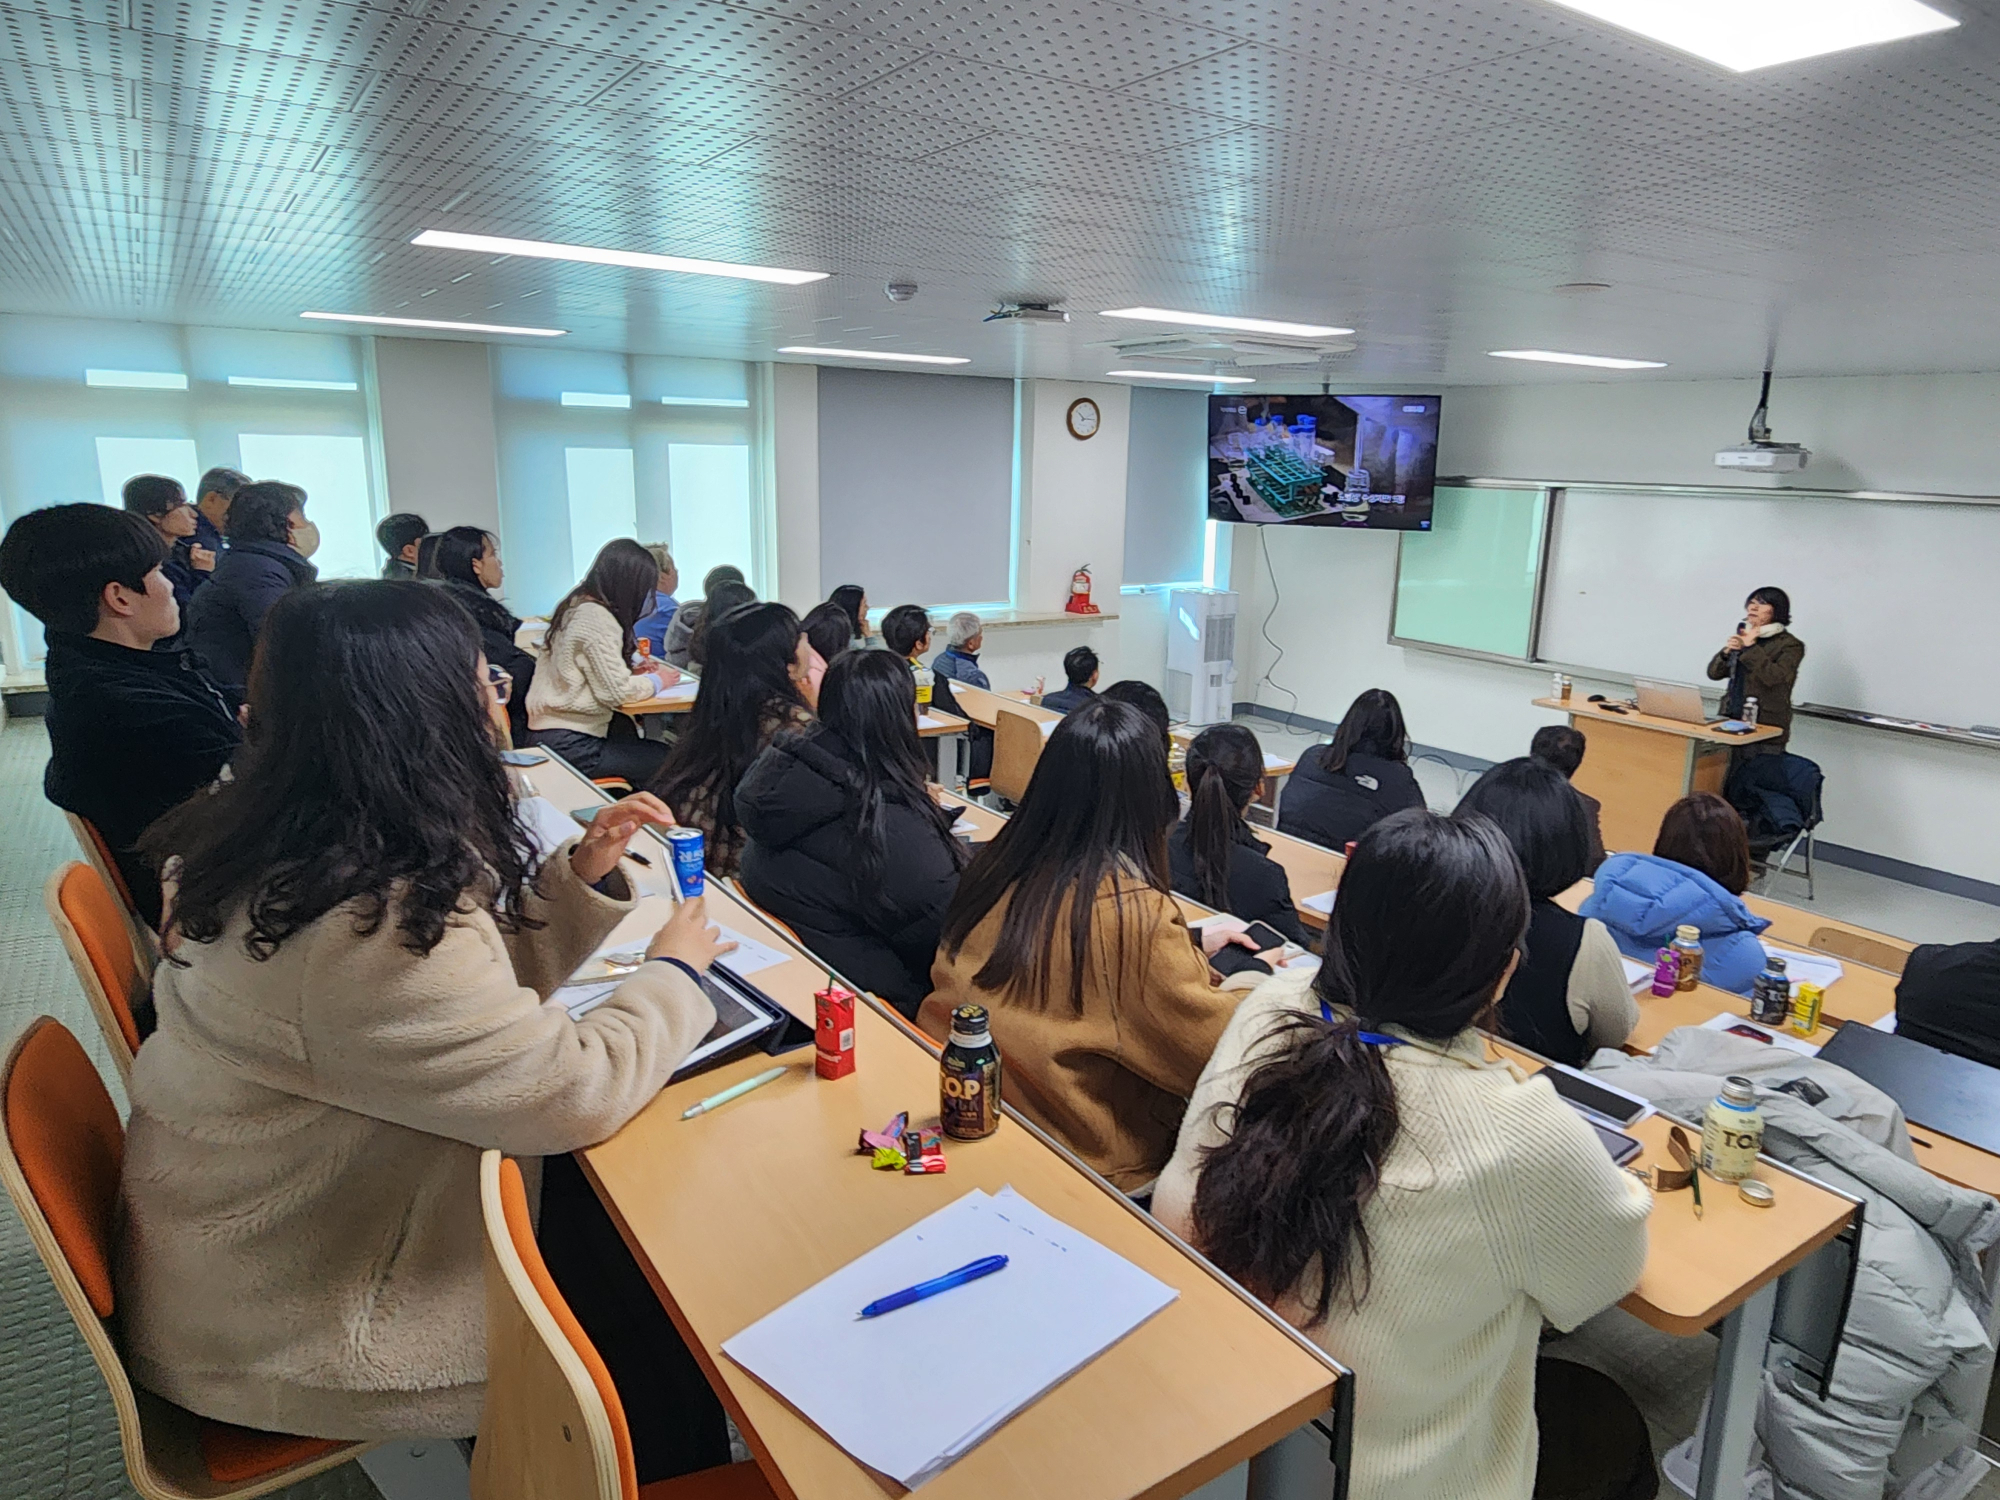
[1717,368,1810,473]
[985,301,1069,324]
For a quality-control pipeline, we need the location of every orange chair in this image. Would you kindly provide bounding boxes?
[45,862,148,1084]
[65,811,159,970]
[0,1017,365,1498]
[474,1150,775,1500]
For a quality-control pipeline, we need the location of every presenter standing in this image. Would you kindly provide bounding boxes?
[1707,586,1804,758]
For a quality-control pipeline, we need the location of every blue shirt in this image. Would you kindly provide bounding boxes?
[931,646,990,690]
[635,592,679,657]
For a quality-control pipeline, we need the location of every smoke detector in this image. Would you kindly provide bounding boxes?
[884,282,918,302]
[985,301,1070,324]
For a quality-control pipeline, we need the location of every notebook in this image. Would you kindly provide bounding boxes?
[722,1186,1177,1487]
[1817,1023,2000,1155]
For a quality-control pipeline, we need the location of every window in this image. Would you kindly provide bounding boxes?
[564,447,640,576]
[94,437,199,508]
[667,443,753,591]
[237,434,373,581]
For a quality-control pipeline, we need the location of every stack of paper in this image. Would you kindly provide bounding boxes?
[1761,944,1844,994]
[551,926,791,1018]
[1299,890,1337,917]
[1621,956,1654,989]
[517,795,584,867]
[1699,1012,1822,1058]
[722,1187,1177,1487]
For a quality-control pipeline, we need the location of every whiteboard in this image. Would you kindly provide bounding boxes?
[1538,488,2000,728]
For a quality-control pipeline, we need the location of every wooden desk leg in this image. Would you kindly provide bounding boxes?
[1695,1278,1777,1500]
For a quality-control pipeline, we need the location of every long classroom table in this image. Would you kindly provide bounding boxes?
[522,751,1351,1500]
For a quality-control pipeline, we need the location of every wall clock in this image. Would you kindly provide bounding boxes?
[1066,397,1100,440]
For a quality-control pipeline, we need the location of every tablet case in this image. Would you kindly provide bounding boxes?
[1817,1022,2000,1155]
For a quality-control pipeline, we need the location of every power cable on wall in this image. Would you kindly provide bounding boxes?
[1256,526,1302,728]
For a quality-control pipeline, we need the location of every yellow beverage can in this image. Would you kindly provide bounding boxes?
[1789,982,1824,1036]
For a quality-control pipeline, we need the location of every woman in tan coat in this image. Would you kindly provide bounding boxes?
[920,698,1260,1193]
[119,581,734,1482]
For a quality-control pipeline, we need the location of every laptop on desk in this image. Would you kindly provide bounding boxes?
[1633,678,1716,726]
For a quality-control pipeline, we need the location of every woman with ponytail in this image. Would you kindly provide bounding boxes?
[1168,724,1311,948]
[1154,809,1650,1500]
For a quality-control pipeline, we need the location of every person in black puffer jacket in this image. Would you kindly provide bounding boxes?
[1277,688,1425,852]
[738,650,967,1019]
[185,480,317,697]
[433,526,536,742]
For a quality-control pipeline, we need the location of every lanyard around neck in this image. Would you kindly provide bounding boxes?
[1320,996,1402,1047]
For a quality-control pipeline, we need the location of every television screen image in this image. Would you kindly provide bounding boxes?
[1207,394,1441,530]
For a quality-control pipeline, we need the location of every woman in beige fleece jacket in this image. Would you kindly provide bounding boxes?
[1155,809,1651,1500]
[119,582,733,1480]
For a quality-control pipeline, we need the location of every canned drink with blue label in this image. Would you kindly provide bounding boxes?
[664,825,705,898]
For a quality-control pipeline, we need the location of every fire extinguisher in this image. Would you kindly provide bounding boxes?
[1065,564,1101,616]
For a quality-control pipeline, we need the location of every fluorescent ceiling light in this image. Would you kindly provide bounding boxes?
[561,391,631,408]
[85,369,187,389]
[413,229,827,287]
[300,311,565,337]
[778,346,969,366]
[1488,348,1667,370]
[1537,0,1956,72]
[661,395,750,408]
[1101,306,1353,339]
[228,375,359,391]
[1107,369,1257,385]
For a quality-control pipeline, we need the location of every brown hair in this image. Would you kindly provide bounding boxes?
[1653,792,1751,895]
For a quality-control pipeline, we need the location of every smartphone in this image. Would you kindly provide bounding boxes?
[1243,921,1288,952]
[498,749,547,766]
[569,807,603,827]
[1591,1120,1644,1166]
[1541,1063,1652,1126]
[1724,1023,1776,1044]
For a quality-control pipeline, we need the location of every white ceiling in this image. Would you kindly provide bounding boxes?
[2,0,1997,384]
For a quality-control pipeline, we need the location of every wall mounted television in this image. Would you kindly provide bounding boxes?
[1207,393,1441,530]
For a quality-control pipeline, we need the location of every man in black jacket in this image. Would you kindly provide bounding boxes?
[184,480,317,696]
[0,504,241,928]
[1895,941,2000,1069]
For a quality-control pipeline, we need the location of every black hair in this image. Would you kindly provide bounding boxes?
[376,512,430,557]
[1062,645,1099,687]
[413,534,443,579]
[142,581,540,960]
[434,526,496,589]
[1529,724,1586,779]
[1454,756,1591,901]
[1182,724,1265,910]
[1191,809,1528,1320]
[939,698,1179,1014]
[0,504,167,635]
[801,601,854,665]
[1746,586,1792,626]
[548,538,658,662]
[827,584,867,640]
[1323,688,1409,775]
[881,604,931,659]
[817,651,968,908]
[652,602,808,837]
[121,474,186,518]
[688,580,757,669]
[197,467,249,506]
[1100,680,1171,749]
[702,563,745,594]
[225,481,307,544]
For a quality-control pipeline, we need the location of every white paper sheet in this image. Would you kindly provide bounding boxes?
[917,712,954,731]
[1038,719,1059,738]
[1263,751,1291,772]
[1621,956,1653,989]
[722,1187,1176,1488]
[517,795,584,865]
[1760,944,1845,994]
[950,818,978,835]
[652,679,699,705]
[1872,1012,1899,1033]
[1299,890,1337,916]
[1699,1012,1822,1057]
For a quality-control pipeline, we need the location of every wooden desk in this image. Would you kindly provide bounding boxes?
[523,752,1348,1500]
[1257,829,1343,932]
[951,683,1062,731]
[1534,697,1780,856]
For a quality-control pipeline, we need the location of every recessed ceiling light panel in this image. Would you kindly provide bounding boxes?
[301,311,566,337]
[1539,0,1957,72]
[228,375,360,390]
[85,369,187,389]
[1102,307,1353,339]
[414,229,827,286]
[1106,369,1257,385]
[560,391,631,408]
[778,346,969,365]
[1489,349,1667,370]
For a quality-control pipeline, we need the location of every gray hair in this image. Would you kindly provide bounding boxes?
[643,542,674,574]
[947,610,983,648]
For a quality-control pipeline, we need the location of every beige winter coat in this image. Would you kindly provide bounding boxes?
[526,599,657,738]
[114,843,715,1441]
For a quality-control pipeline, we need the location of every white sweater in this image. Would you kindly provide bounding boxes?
[1154,970,1651,1500]
[525,599,655,738]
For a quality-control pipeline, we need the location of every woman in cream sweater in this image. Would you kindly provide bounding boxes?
[1154,809,1651,1500]
[121,581,735,1481]
[526,537,680,782]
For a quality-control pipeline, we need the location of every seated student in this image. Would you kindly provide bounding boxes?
[122,475,214,617]
[1153,809,1651,1500]
[931,611,990,687]
[1040,645,1100,714]
[1100,679,1172,754]
[120,581,731,1480]
[800,600,853,703]
[827,583,871,652]
[633,544,680,658]
[375,511,429,580]
[881,602,989,781]
[881,603,931,667]
[435,526,536,743]
[686,580,756,670]
[1895,939,2000,1069]
[191,466,248,557]
[184,480,318,697]
[0,504,240,930]
[663,564,746,668]
[1276,688,1423,852]
[524,539,680,782]
[1530,724,1607,871]
[1579,791,1769,994]
[921,699,1262,1192]
[651,602,814,879]
[739,650,967,1019]
[1170,724,1311,949]
[1454,758,1636,1063]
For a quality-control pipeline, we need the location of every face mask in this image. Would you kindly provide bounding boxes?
[290,519,321,558]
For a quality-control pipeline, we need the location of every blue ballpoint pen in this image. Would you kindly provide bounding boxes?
[857,1255,1009,1319]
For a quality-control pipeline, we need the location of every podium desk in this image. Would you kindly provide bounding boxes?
[1533,697,1781,856]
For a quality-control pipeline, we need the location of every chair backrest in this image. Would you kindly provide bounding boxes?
[990,709,1044,805]
[47,863,145,1080]
[65,812,159,971]
[1809,926,1910,977]
[474,1151,632,1500]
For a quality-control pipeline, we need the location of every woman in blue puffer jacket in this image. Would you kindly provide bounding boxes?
[1579,792,1771,994]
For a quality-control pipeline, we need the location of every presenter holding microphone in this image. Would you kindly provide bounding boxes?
[1707,586,1804,758]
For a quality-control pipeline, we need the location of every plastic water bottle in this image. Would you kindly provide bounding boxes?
[1743,696,1760,727]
